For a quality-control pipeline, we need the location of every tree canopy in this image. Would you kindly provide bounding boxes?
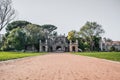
[1,28,26,50]
[6,20,31,32]
[79,22,105,38]
[79,21,105,51]
[24,24,45,44]
[67,30,78,41]
[41,24,57,34]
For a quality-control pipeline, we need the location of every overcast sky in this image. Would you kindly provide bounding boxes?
[1,0,120,41]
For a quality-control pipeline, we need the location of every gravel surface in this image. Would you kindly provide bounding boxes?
[0,53,120,80]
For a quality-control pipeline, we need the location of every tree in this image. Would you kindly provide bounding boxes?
[67,30,87,51]
[24,24,45,51]
[52,31,58,36]
[0,0,15,32]
[6,20,31,32]
[106,38,112,42]
[110,46,116,52]
[67,30,78,41]
[79,21,105,51]
[1,28,26,51]
[1,23,45,51]
[77,37,86,51]
[41,24,57,33]
[93,36,101,51]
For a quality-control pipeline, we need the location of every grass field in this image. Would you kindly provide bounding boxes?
[74,52,120,62]
[0,52,46,61]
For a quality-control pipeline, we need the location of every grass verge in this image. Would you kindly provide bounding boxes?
[73,52,120,62]
[0,52,47,61]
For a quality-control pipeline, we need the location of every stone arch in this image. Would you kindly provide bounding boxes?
[56,46,62,51]
[69,45,78,52]
[42,46,46,52]
[72,46,76,52]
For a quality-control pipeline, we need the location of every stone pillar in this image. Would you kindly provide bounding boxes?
[69,45,72,52]
[39,40,42,52]
[75,45,78,52]
[75,39,78,52]
[69,40,72,52]
[45,46,48,52]
[45,40,48,52]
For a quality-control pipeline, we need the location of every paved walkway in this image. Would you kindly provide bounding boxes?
[0,53,120,80]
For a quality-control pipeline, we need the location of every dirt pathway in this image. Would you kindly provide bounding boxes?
[0,53,120,80]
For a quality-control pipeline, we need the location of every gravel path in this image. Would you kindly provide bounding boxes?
[0,53,120,80]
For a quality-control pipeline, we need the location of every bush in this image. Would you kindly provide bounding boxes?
[110,46,115,51]
[110,46,117,52]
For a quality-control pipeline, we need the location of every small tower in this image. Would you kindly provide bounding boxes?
[69,40,78,52]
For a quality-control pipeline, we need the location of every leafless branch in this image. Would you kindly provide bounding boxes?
[0,0,15,31]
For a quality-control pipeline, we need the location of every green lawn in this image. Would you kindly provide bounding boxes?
[0,52,46,61]
[73,52,120,62]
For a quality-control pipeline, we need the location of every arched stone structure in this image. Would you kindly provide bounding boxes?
[39,35,78,52]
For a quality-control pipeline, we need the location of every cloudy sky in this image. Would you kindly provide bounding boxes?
[1,0,120,40]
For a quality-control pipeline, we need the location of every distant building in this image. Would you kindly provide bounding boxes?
[99,38,120,51]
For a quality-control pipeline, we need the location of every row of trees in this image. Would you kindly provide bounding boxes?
[0,20,57,51]
[0,0,105,52]
[0,20,105,51]
[67,21,105,51]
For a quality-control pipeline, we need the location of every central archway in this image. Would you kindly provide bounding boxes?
[72,46,75,52]
[42,46,46,52]
[56,46,62,51]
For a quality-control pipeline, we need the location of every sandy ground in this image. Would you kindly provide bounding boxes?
[0,53,120,80]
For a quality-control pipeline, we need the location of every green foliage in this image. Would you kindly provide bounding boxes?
[79,21,105,51]
[52,31,58,36]
[77,37,86,51]
[67,21,104,51]
[1,20,58,51]
[6,20,31,32]
[1,28,26,51]
[41,24,57,34]
[74,52,120,62]
[84,42,90,51]
[110,46,116,52]
[106,38,112,42]
[2,24,45,51]
[93,36,101,51]
[67,30,78,41]
[80,22,105,37]
[24,24,45,49]
[0,52,46,61]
